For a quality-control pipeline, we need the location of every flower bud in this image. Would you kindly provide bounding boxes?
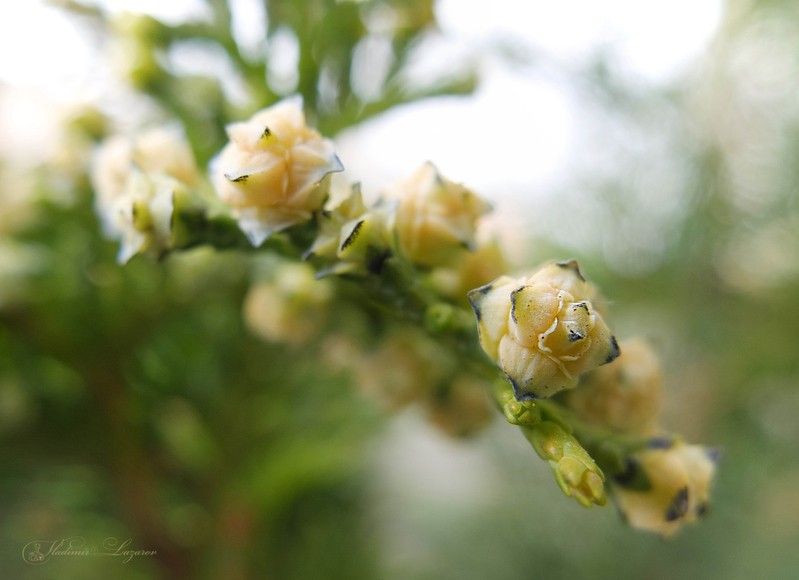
[305,184,393,276]
[430,238,508,306]
[468,261,620,400]
[210,97,344,246]
[385,162,491,267]
[92,128,197,207]
[527,421,607,507]
[612,442,719,536]
[355,329,449,410]
[244,262,332,346]
[426,375,494,438]
[91,128,197,262]
[565,338,662,435]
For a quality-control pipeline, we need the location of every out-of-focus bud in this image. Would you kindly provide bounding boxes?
[527,421,607,507]
[468,260,620,400]
[612,441,719,536]
[91,128,197,263]
[210,97,343,246]
[304,184,394,276]
[355,329,448,410]
[430,238,508,306]
[244,261,332,346]
[385,162,491,267]
[564,338,662,435]
[426,375,493,438]
[92,128,197,203]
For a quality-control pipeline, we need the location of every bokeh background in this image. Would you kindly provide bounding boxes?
[1,0,798,578]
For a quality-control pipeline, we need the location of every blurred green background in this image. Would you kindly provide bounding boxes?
[1,0,798,578]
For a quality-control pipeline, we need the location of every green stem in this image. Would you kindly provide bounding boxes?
[535,399,661,475]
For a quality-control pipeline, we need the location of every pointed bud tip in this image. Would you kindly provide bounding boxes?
[555,259,585,282]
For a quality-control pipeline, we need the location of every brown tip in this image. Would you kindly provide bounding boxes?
[556,259,585,281]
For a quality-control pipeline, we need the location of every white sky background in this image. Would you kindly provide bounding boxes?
[0,0,723,269]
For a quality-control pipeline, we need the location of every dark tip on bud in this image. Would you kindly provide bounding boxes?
[365,247,391,275]
[506,373,539,402]
[572,302,590,314]
[467,282,495,317]
[225,172,249,183]
[612,456,652,491]
[647,437,675,450]
[604,336,621,364]
[696,502,709,518]
[665,487,690,522]
[613,457,640,487]
[261,126,272,139]
[509,285,527,324]
[340,219,364,251]
[431,168,445,187]
[568,329,585,342]
[556,259,585,282]
[705,447,722,464]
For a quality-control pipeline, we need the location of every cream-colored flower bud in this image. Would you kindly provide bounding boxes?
[355,329,447,410]
[612,442,718,536]
[244,262,332,346]
[211,98,343,246]
[305,184,394,276]
[430,238,508,306]
[385,162,491,267]
[426,375,493,438]
[97,168,184,263]
[565,338,662,435]
[468,260,620,400]
[91,128,198,262]
[92,128,197,204]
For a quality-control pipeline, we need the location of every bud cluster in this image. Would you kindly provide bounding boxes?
[560,338,719,535]
[88,95,718,536]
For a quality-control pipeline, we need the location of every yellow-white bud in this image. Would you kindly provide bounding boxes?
[612,442,718,536]
[426,375,493,438]
[468,260,620,400]
[305,185,394,276]
[244,262,332,346]
[430,238,508,306]
[385,162,491,267]
[355,329,446,410]
[565,338,662,435]
[211,97,343,246]
[91,128,196,263]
